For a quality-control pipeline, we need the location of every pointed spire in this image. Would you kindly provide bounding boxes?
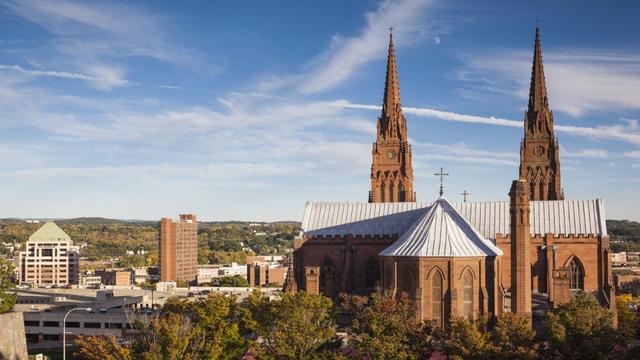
[283,254,297,293]
[528,26,549,114]
[381,28,402,137]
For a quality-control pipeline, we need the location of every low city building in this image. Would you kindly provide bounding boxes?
[15,289,145,350]
[95,269,133,286]
[131,267,151,284]
[197,263,247,284]
[247,264,287,287]
[612,252,628,266]
[79,274,102,287]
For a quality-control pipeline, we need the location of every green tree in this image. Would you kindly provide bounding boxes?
[546,291,618,360]
[490,313,539,360]
[76,294,246,360]
[444,316,495,360]
[217,275,249,287]
[341,293,440,360]
[246,291,338,360]
[0,258,16,313]
[160,294,246,360]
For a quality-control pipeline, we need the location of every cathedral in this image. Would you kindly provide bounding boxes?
[292,29,615,325]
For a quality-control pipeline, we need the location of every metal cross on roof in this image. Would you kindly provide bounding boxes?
[434,167,449,197]
[461,190,469,202]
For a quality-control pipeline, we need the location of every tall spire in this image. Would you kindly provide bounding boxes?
[519,27,564,201]
[369,30,415,203]
[382,29,402,127]
[526,27,551,133]
[283,254,297,293]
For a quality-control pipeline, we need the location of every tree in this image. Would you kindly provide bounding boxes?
[75,335,133,360]
[76,294,246,360]
[160,294,246,360]
[136,312,205,360]
[0,258,16,313]
[444,316,495,360]
[217,274,249,287]
[341,293,440,360]
[616,294,639,340]
[491,313,538,360]
[546,291,618,360]
[245,291,338,360]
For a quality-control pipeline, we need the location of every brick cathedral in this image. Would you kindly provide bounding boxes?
[292,28,615,325]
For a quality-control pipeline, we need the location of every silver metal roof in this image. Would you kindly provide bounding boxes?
[301,198,607,240]
[379,197,503,257]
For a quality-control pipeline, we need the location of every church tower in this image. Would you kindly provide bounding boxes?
[519,28,563,200]
[369,31,415,203]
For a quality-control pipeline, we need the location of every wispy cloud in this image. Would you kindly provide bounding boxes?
[561,147,609,158]
[259,0,435,94]
[0,64,127,90]
[462,48,640,117]
[413,142,518,166]
[2,0,216,76]
[335,100,640,145]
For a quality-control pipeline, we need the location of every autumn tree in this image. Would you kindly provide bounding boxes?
[76,293,246,360]
[616,294,639,341]
[243,291,338,360]
[546,291,618,360]
[160,294,246,359]
[341,293,441,360]
[75,335,133,360]
[490,312,538,360]
[444,316,495,360]
[0,258,16,313]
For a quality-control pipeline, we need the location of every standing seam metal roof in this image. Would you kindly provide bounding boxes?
[379,197,503,257]
[301,199,607,240]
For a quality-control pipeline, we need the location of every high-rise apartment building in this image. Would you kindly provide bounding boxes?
[159,214,197,282]
[17,222,79,286]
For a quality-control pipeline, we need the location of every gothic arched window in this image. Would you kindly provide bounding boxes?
[539,181,545,200]
[389,183,395,203]
[569,258,584,290]
[530,181,536,199]
[380,183,386,202]
[462,271,473,318]
[401,267,414,298]
[432,272,443,328]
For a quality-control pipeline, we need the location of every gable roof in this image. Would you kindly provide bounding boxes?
[379,197,502,257]
[301,198,607,240]
[29,221,71,242]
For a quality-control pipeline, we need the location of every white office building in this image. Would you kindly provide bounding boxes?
[17,222,80,286]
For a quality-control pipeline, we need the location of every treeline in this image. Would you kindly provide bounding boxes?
[0,219,300,264]
[75,291,639,360]
[609,220,640,252]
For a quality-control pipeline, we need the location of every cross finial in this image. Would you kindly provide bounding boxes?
[434,167,449,197]
[461,190,469,202]
[389,26,394,33]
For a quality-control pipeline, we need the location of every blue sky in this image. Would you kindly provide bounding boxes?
[0,0,639,221]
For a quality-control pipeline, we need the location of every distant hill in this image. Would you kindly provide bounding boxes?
[1,218,300,226]
[0,217,301,263]
[608,219,640,252]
